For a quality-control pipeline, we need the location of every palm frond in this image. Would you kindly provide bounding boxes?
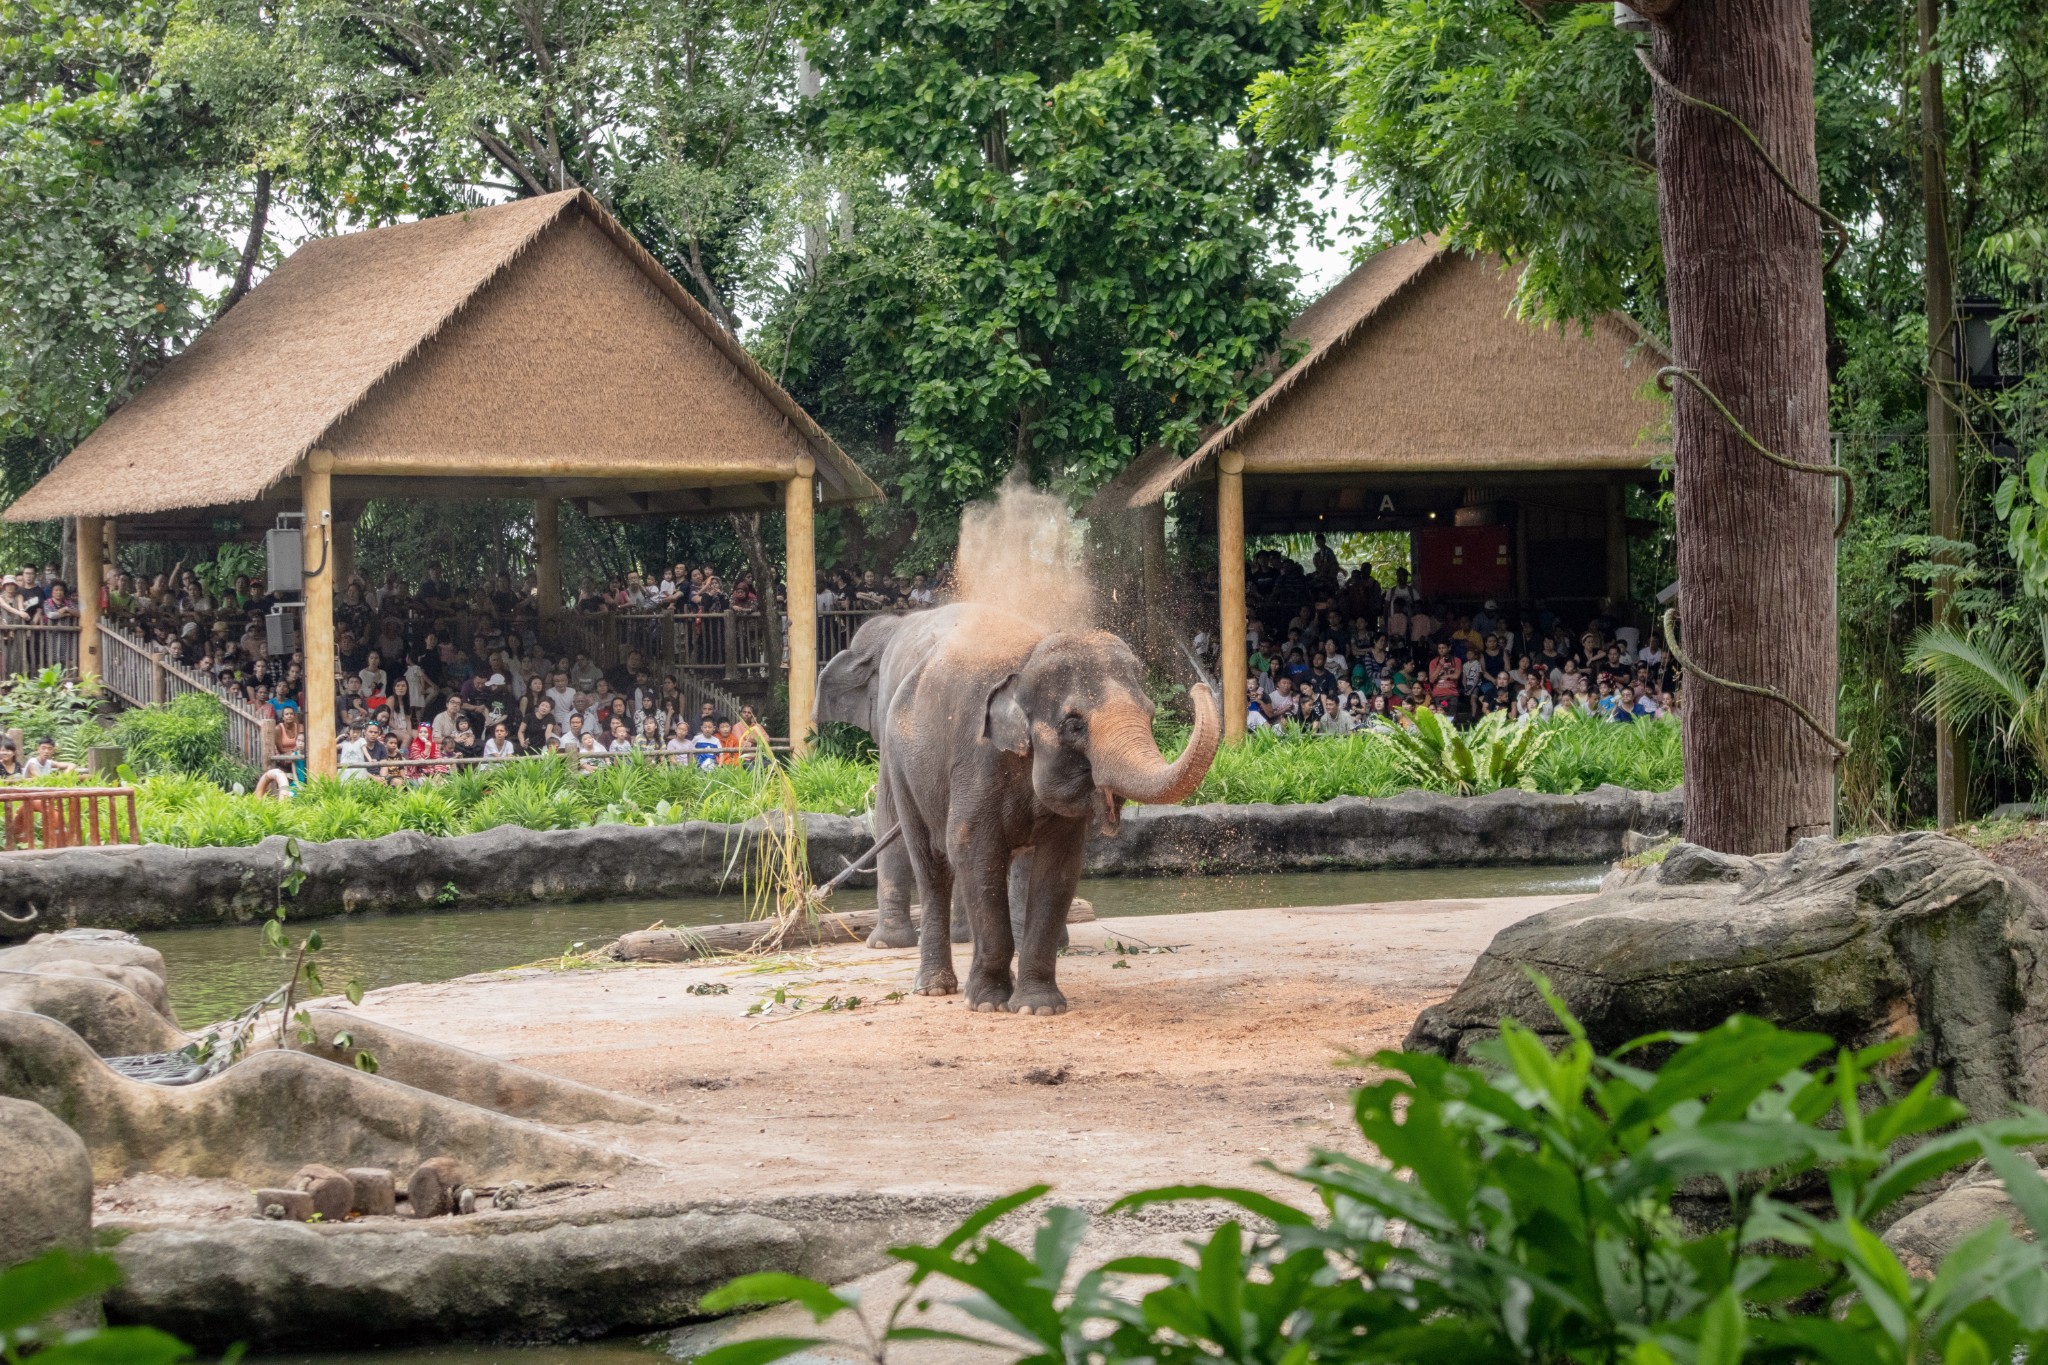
[1907,623,2041,746]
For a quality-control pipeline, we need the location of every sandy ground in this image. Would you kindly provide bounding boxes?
[333,893,1571,1203]
[94,893,1575,1362]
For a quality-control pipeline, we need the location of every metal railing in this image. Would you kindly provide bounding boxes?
[1,785,140,851]
[0,623,79,678]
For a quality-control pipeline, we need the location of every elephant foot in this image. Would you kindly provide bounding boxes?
[950,919,973,944]
[866,917,918,950]
[964,972,1014,1013]
[912,967,958,997]
[1007,985,1068,1017]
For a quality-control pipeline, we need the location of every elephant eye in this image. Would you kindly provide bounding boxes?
[1062,713,1085,736]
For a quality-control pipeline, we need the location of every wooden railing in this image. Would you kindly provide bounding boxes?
[96,621,274,768]
[0,622,79,678]
[1,786,140,851]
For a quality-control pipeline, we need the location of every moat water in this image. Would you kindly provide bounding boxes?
[143,863,1603,1026]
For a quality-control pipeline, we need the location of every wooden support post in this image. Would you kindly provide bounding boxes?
[1921,0,1966,827]
[535,496,562,621]
[1513,501,1531,603]
[785,459,818,756]
[303,450,337,780]
[1140,500,1171,667]
[1217,451,1247,744]
[75,516,103,686]
[1604,481,1630,607]
[332,519,355,593]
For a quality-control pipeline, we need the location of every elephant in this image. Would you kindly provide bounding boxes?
[815,603,1220,1014]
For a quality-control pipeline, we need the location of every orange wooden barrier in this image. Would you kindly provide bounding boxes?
[0,787,140,852]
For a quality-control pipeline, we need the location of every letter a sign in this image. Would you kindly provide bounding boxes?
[1377,494,1396,514]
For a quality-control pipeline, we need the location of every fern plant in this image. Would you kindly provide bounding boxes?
[1908,615,2048,797]
[1382,705,1554,795]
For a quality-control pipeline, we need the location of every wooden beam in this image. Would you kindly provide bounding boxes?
[785,463,817,756]
[76,516,104,686]
[303,451,337,780]
[1217,451,1248,744]
[1605,480,1630,606]
[327,457,798,481]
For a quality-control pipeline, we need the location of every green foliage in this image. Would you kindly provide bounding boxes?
[109,692,237,780]
[1377,704,1553,796]
[781,0,1322,556]
[1188,712,1679,806]
[1909,616,2048,799]
[1248,1,1660,328]
[0,666,96,745]
[0,0,237,506]
[0,1249,190,1365]
[699,997,2048,1364]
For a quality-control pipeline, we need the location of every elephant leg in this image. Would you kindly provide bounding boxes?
[951,880,974,943]
[1009,831,1084,1016]
[1007,848,1066,953]
[955,834,1016,1012]
[902,807,958,997]
[865,784,918,950]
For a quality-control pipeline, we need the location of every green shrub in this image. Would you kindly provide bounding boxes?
[0,667,97,747]
[81,711,1677,849]
[1378,704,1554,795]
[110,693,235,779]
[699,993,2048,1365]
[1,1248,190,1365]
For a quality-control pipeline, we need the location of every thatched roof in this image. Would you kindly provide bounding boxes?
[1115,242,1667,508]
[6,191,879,522]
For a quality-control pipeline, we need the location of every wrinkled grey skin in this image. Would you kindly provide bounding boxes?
[816,604,1219,1015]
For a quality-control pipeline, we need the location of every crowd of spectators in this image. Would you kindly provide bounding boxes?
[1220,538,1682,736]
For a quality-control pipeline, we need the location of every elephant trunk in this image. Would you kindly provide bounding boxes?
[1088,684,1221,807]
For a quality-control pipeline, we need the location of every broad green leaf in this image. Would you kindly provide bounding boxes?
[697,1274,851,1322]
[0,1250,123,1333]
[684,1338,828,1365]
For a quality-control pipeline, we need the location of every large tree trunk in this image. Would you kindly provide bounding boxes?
[1655,0,1837,853]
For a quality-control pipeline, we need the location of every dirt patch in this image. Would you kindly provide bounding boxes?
[1980,825,2048,899]
[326,895,1573,1204]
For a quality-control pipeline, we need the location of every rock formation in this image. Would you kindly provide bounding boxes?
[1407,833,2048,1119]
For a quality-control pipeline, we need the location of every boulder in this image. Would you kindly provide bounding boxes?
[275,1010,665,1126]
[0,1008,635,1186]
[0,930,168,983]
[1406,833,2048,1119]
[0,972,188,1057]
[0,1098,95,1326]
[1882,1157,2041,1278]
[18,959,174,1020]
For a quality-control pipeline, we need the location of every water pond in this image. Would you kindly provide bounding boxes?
[146,863,1603,1026]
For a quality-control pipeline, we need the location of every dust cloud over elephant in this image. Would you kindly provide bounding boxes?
[816,604,1219,1015]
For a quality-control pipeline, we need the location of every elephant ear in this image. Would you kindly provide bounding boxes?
[982,673,1031,756]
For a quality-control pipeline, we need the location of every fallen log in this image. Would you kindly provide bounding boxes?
[605,898,1096,963]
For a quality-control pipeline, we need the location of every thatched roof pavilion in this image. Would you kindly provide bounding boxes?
[1099,241,1668,741]
[7,190,880,769]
